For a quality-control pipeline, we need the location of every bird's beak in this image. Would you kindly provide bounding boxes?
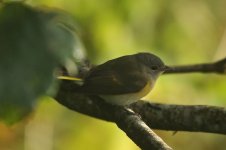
[160,65,170,72]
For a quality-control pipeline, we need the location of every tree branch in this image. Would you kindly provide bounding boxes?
[164,58,226,74]
[55,82,226,135]
[114,107,172,150]
[55,81,172,150]
[130,101,226,134]
[55,80,226,150]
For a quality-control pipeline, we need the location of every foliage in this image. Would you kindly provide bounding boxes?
[0,2,78,124]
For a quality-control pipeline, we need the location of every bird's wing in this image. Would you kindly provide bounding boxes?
[77,56,148,94]
[78,72,147,94]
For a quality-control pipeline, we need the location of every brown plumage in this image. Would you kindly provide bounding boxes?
[75,53,164,95]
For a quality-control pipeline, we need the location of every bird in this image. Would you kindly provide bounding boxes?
[58,52,168,105]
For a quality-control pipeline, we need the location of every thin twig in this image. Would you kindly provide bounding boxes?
[164,58,226,74]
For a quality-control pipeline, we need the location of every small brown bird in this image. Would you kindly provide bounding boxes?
[58,53,168,105]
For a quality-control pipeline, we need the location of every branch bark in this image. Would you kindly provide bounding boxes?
[114,107,172,150]
[130,101,226,134]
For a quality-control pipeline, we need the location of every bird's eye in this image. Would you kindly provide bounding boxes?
[151,66,158,70]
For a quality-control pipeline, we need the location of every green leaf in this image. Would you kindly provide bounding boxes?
[0,2,78,124]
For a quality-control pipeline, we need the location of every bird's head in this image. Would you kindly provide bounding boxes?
[136,52,168,79]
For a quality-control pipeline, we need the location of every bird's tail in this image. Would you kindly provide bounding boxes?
[57,75,84,85]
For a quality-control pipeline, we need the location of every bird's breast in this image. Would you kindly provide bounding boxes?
[100,80,154,105]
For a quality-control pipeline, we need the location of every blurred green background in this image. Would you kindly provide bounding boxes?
[1,0,226,149]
